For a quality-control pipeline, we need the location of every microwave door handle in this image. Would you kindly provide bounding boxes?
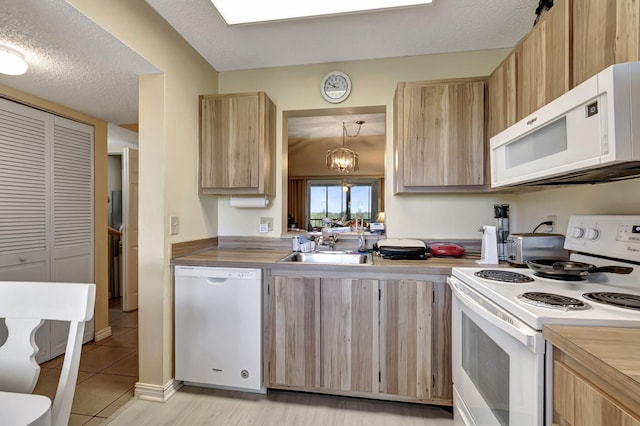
[447,277,545,353]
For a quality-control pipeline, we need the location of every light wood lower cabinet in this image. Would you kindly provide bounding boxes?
[320,278,379,393]
[553,360,640,426]
[264,272,452,406]
[264,275,321,388]
[379,280,432,400]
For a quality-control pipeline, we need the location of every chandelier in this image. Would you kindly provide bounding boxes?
[326,120,363,173]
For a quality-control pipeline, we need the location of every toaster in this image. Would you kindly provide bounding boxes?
[505,233,568,267]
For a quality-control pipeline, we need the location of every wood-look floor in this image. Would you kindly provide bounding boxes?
[106,386,454,425]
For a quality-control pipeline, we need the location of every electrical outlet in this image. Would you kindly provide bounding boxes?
[547,215,556,232]
[169,215,179,235]
[260,217,273,233]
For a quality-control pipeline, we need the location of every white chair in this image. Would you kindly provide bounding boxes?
[0,281,96,426]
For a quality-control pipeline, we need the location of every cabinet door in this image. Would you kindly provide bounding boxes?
[488,53,517,138]
[380,279,433,400]
[0,99,50,280]
[320,278,378,393]
[517,0,570,119]
[431,281,452,401]
[199,92,275,195]
[554,361,640,426]
[264,275,321,388]
[573,0,640,86]
[394,79,486,192]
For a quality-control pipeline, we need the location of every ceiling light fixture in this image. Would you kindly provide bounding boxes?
[327,120,363,173]
[211,0,433,25]
[0,45,28,76]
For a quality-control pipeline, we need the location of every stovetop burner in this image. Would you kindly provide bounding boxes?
[582,292,640,311]
[517,292,590,311]
[474,270,534,283]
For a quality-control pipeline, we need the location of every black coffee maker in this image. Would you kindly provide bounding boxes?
[494,204,510,262]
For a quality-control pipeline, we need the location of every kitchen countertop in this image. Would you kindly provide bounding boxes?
[171,247,485,277]
[543,325,640,417]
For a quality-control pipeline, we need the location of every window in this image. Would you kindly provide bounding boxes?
[308,178,380,229]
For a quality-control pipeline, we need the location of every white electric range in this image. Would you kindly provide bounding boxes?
[448,215,640,426]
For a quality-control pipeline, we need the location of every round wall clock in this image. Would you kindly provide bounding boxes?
[321,71,352,103]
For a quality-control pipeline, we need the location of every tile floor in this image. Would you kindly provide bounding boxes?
[35,298,138,426]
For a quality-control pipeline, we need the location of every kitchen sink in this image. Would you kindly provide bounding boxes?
[278,251,373,265]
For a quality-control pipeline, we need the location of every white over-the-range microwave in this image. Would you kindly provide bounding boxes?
[491,61,640,188]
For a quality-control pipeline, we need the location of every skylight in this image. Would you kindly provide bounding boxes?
[211,0,434,25]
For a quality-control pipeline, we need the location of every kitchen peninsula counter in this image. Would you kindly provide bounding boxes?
[543,325,640,421]
[171,246,485,278]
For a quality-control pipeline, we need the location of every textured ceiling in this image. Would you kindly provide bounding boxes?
[0,0,538,127]
[146,0,538,72]
[0,0,158,125]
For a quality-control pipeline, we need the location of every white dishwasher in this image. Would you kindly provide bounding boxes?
[174,265,264,393]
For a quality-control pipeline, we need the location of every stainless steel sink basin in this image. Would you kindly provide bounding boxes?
[278,251,373,265]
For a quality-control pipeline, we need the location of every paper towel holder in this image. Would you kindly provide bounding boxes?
[229,196,270,208]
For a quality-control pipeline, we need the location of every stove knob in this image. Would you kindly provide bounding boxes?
[571,226,585,238]
[584,227,600,240]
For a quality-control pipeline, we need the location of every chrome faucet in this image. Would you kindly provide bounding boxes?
[317,233,339,251]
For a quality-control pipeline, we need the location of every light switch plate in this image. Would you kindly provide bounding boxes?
[170,215,179,235]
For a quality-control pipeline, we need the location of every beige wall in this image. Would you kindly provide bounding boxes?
[509,179,640,234]
[68,0,219,391]
[219,50,514,238]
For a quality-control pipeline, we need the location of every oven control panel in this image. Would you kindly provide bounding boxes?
[565,215,640,262]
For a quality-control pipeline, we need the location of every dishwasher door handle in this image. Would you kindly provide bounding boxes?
[206,277,229,285]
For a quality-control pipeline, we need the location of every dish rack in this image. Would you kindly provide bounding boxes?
[292,237,316,252]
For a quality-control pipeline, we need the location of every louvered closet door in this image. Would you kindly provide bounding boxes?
[0,99,50,280]
[49,116,94,357]
[0,99,52,362]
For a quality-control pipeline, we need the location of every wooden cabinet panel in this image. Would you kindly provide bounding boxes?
[431,281,452,401]
[264,275,321,388]
[264,273,452,405]
[553,361,640,426]
[320,278,378,393]
[380,279,433,400]
[199,92,275,195]
[394,78,486,192]
[488,53,517,138]
[516,0,570,119]
[573,0,640,86]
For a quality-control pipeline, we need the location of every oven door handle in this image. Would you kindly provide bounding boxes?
[448,276,545,353]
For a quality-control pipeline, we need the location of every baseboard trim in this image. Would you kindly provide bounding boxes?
[135,379,184,402]
[94,326,112,342]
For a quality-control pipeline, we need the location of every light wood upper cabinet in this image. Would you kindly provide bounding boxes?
[394,78,487,193]
[516,0,570,120]
[320,278,379,393]
[573,0,640,86]
[488,53,517,139]
[263,275,321,388]
[199,92,276,195]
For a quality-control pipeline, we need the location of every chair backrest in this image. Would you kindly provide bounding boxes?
[0,281,95,426]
